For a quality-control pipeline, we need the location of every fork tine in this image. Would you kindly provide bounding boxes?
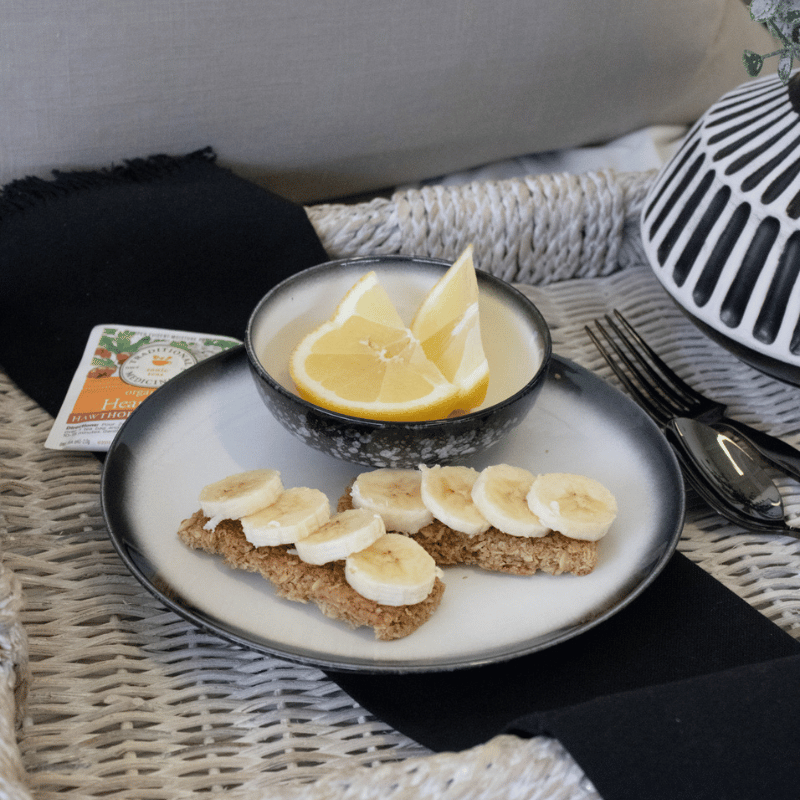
[611,310,710,410]
[599,314,694,417]
[586,320,674,426]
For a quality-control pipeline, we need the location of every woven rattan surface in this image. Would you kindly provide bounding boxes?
[2,170,800,799]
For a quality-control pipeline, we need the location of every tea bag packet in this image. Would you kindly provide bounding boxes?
[45,324,240,452]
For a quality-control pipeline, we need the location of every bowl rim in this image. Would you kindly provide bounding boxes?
[244,254,553,430]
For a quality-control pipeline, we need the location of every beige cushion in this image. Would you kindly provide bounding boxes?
[0,0,776,202]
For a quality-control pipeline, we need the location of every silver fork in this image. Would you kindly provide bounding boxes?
[586,311,800,534]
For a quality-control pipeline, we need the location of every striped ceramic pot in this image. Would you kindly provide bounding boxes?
[641,70,800,385]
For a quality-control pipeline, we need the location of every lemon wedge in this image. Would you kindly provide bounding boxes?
[410,244,490,410]
[289,271,461,421]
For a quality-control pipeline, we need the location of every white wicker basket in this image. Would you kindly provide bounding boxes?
[1,169,799,800]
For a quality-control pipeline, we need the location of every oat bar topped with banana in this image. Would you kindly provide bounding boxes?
[178,469,445,640]
[340,465,617,577]
[178,462,616,640]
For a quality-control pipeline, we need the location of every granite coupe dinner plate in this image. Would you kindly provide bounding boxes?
[101,346,684,673]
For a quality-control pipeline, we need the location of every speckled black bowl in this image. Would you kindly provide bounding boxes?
[244,255,552,468]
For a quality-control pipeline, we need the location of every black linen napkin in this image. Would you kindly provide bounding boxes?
[0,148,328,421]
[1,151,798,800]
[330,552,800,800]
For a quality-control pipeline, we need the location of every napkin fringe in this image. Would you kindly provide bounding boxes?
[0,147,217,221]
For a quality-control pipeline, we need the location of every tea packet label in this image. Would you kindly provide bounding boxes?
[45,325,241,452]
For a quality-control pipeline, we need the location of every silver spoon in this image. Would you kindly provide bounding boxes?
[669,416,784,523]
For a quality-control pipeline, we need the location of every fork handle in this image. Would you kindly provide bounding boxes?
[712,418,800,483]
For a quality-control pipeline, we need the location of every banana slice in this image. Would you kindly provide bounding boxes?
[199,468,284,530]
[294,508,386,565]
[419,464,490,536]
[471,464,550,537]
[345,533,441,606]
[350,469,434,533]
[526,473,617,541]
[240,487,330,547]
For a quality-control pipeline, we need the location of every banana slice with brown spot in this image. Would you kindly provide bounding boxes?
[294,508,386,565]
[345,533,441,606]
[199,468,283,530]
[240,486,330,547]
[419,464,490,536]
[527,473,617,541]
[471,464,550,537]
[350,468,433,533]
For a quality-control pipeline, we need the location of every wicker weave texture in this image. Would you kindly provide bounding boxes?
[0,376,595,799]
[1,169,799,799]
[307,170,652,283]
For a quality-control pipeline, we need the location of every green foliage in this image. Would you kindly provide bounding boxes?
[743,49,765,76]
[202,338,240,351]
[99,328,151,355]
[746,0,800,83]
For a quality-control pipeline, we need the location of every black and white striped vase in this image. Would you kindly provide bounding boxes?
[641,70,800,385]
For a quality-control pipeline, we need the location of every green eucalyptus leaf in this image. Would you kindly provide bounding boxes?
[743,50,765,76]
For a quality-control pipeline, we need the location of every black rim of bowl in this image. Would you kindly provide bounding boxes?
[244,255,553,430]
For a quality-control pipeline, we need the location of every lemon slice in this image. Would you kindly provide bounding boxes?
[290,271,461,421]
[410,244,489,410]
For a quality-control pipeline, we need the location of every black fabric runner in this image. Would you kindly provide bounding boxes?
[2,150,799,800]
[0,148,328,421]
[330,553,800,800]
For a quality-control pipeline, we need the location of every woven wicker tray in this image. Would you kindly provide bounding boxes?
[2,170,799,800]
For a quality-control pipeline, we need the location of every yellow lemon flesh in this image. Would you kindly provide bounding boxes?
[290,271,462,421]
[410,244,490,410]
[290,248,490,422]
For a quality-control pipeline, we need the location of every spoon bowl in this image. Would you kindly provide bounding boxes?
[668,417,784,524]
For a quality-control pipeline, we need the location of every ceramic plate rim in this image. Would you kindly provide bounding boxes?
[100,346,684,674]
